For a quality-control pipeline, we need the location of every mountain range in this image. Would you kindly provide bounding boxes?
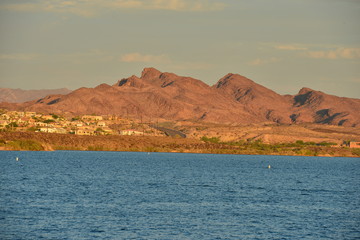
[1,68,359,127]
[0,88,71,103]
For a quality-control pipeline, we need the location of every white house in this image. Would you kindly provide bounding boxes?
[120,129,143,136]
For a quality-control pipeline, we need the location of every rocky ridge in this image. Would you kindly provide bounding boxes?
[1,68,359,127]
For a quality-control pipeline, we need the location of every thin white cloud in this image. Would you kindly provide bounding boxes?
[0,0,226,16]
[1,3,38,12]
[305,48,360,60]
[0,53,39,61]
[275,44,308,51]
[1,1,95,17]
[273,43,360,60]
[248,57,279,66]
[137,0,226,11]
[121,53,170,64]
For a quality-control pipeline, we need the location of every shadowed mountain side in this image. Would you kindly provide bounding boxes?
[291,88,360,127]
[0,68,359,126]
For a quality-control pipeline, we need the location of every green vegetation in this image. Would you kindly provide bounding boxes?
[27,127,39,132]
[201,136,221,143]
[6,140,44,151]
[0,139,6,145]
[87,145,108,151]
[352,148,360,157]
[294,140,336,146]
[0,131,358,157]
[6,122,18,129]
[144,146,160,152]
[43,119,55,123]
[197,139,342,157]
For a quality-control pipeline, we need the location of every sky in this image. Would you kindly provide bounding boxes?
[0,0,359,98]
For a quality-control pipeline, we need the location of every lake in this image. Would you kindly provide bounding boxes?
[0,151,359,239]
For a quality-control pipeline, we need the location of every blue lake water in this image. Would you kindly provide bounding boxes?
[0,151,359,240]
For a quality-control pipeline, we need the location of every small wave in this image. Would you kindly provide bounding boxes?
[90,229,105,233]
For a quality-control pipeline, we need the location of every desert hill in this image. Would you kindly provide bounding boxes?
[0,88,71,103]
[1,68,359,127]
[291,87,360,126]
[213,73,293,124]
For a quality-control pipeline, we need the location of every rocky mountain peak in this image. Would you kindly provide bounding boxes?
[114,75,149,89]
[95,83,112,90]
[298,87,315,95]
[141,67,162,80]
[214,73,254,89]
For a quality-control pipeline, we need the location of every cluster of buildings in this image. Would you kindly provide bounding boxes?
[0,110,159,136]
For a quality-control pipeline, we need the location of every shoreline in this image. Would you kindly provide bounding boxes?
[0,148,347,158]
[1,132,359,158]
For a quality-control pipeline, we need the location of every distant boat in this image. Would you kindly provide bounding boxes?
[16,157,19,161]
[268,165,271,169]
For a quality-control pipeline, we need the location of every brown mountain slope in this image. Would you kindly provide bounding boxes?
[213,73,293,123]
[291,88,360,127]
[15,68,256,123]
[0,68,359,126]
[112,68,259,123]
[0,88,71,103]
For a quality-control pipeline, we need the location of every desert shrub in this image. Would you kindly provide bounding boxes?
[8,140,44,151]
[352,148,360,157]
[27,127,39,132]
[200,136,220,143]
[317,142,337,146]
[87,145,106,151]
[6,122,18,129]
[43,119,55,123]
[144,146,159,152]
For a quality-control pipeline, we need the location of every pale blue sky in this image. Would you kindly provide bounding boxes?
[0,0,359,98]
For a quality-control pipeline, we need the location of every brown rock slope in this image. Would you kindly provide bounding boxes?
[12,68,257,124]
[1,68,359,126]
[213,73,293,123]
[291,88,360,127]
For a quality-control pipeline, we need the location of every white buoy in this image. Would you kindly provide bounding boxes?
[16,157,19,161]
[268,164,271,169]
